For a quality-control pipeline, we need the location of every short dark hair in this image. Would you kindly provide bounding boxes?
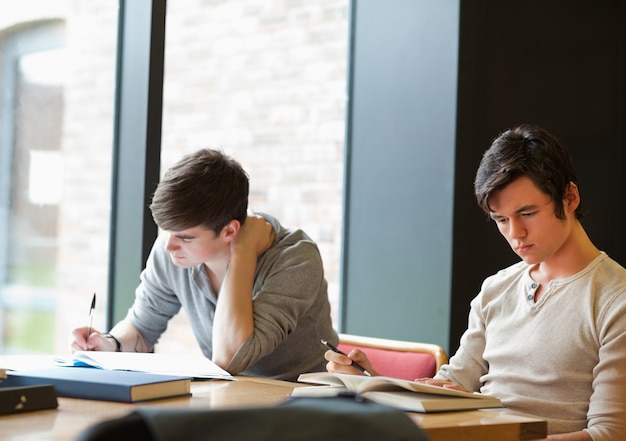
[474,124,585,220]
[150,149,249,232]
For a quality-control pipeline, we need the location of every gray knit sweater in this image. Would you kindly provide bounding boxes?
[124,214,338,382]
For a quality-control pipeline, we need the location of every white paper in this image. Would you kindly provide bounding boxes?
[67,351,233,379]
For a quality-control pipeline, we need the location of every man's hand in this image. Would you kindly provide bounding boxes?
[70,321,150,353]
[231,214,275,256]
[324,347,378,376]
[413,377,468,391]
[70,327,119,352]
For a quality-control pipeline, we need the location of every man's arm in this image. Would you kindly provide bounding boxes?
[106,320,152,352]
[211,215,275,369]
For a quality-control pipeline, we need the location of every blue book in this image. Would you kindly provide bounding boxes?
[1,367,191,403]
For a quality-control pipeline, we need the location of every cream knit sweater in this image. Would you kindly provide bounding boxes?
[436,253,626,439]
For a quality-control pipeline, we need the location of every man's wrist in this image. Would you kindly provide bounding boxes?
[102,333,122,352]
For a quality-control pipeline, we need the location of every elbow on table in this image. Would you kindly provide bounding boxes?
[212,337,251,373]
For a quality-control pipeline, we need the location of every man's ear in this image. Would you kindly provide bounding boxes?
[220,219,241,242]
[564,181,581,213]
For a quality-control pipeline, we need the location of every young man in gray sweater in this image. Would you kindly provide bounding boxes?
[73,149,338,381]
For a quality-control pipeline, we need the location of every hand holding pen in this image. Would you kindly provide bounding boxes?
[321,339,372,376]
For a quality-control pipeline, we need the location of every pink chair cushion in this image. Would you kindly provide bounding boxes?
[338,343,437,381]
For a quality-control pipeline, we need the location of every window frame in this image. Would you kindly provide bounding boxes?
[107,0,166,326]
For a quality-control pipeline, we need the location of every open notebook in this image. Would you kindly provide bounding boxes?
[60,351,234,379]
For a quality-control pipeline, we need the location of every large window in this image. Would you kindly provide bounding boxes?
[0,3,118,353]
[0,0,348,355]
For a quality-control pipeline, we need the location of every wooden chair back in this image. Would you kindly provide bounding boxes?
[337,333,448,381]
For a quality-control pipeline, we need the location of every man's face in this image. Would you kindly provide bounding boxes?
[487,176,574,266]
[163,226,228,268]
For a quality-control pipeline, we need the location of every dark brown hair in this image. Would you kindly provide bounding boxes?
[474,124,585,220]
[150,149,249,232]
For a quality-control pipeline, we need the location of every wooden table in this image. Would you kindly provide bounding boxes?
[0,376,546,441]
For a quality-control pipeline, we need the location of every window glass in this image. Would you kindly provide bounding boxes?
[158,1,349,351]
[0,2,117,353]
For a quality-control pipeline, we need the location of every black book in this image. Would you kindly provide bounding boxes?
[0,384,58,414]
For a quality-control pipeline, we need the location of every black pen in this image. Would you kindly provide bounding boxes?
[87,293,96,338]
[321,338,371,376]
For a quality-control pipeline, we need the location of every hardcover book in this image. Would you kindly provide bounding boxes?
[292,372,503,413]
[0,384,58,414]
[1,367,191,403]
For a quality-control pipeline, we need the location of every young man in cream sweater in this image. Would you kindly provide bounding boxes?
[326,124,626,440]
